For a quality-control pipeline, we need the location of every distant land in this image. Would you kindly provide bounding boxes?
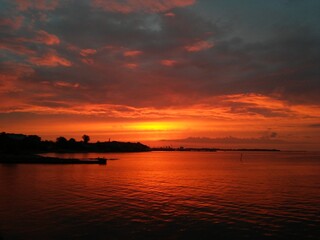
[151,146,280,152]
[0,132,282,164]
[1,132,280,156]
[0,132,151,164]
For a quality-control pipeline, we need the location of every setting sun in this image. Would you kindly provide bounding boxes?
[129,121,184,131]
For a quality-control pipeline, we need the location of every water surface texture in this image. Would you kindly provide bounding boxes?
[1,151,320,239]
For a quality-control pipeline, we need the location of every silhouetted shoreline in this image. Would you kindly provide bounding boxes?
[151,147,280,152]
[0,154,107,164]
[0,132,281,164]
[0,132,149,164]
[0,132,151,154]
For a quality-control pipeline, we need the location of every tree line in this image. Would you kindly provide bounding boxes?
[0,132,150,154]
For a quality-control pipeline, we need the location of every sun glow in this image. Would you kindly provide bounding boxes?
[129,121,183,131]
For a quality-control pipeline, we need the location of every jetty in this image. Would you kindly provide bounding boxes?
[0,154,107,165]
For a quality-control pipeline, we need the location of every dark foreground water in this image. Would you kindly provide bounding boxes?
[0,151,320,240]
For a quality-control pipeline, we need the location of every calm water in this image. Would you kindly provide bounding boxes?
[0,151,320,239]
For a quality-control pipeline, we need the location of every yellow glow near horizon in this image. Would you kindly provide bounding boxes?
[128,121,184,131]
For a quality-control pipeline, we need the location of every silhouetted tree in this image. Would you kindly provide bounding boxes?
[82,135,90,144]
[67,138,77,149]
[56,136,67,148]
[0,132,151,154]
[23,135,42,152]
[56,136,67,144]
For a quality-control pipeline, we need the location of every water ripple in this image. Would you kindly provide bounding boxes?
[1,151,320,239]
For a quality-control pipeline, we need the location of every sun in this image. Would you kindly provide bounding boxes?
[129,121,182,131]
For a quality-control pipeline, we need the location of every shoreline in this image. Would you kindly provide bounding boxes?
[0,154,107,165]
[0,149,284,165]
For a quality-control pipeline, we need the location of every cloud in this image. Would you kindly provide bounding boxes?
[0,0,319,147]
[0,16,24,30]
[123,50,143,57]
[54,81,79,88]
[124,63,138,69]
[29,50,72,67]
[14,0,59,11]
[0,30,59,56]
[92,0,196,13]
[161,59,177,67]
[164,12,176,17]
[0,40,35,55]
[185,40,214,52]
[270,132,277,138]
[81,58,94,65]
[309,124,320,128]
[80,48,97,57]
[0,62,34,93]
[34,30,60,45]
[0,0,319,152]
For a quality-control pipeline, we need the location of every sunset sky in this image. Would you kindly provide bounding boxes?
[1,0,320,150]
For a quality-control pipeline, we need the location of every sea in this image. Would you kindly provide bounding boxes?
[0,151,319,239]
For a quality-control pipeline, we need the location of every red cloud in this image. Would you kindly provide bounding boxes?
[0,41,35,55]
[92,0,196,13]
[35,30,60,45]
[0,31,59,56]
[0,62,34,94]
[185,40,214,52]
[124,63,138,69]
[123,50,143,57]
[81,58,94,65]
[55,81,79,88]
[15,0,59,11]
[164,12,176,17]
[29,50,72,67]
[161,59,177,67]
[0,16,24,30]
[80,49,97,57]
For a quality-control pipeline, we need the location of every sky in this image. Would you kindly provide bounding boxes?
[0,0,320,150]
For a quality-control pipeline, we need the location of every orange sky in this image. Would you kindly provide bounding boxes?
[1,0,320,150]
[1,93,319,150]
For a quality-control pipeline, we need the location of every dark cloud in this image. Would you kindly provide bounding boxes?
[309,124,320,128]
[0,0,320,110]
